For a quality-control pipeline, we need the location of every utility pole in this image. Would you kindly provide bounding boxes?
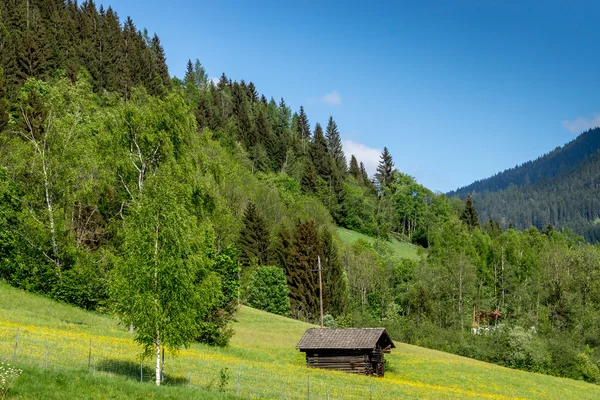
[318,256,324,328]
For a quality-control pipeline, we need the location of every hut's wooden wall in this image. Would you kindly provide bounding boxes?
[304,350,385,376]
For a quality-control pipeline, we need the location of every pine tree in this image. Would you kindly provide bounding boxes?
[375,147,394,189]
[296,106,311,141]
[359,161,369,184]
[310,123,331,179]
[247,82,258,103]
[349,155,361,180]
[286,219,320,320]
[320,228,348,316]
[326,116,346,175]
[184,59,194,86]
[238,202,270,267]
[460,194,479,230]
[217,72,228,91]
[150,33,169,91]
[301,161,318,194]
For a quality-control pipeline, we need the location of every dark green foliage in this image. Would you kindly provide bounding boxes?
[296,105,311,141]
[247,266,290,316]
[310,123,331,178]
[325,116,346,176]
[460,194,479,229]
[359,161,369,184]
[286,219,320,320]
[320,228,348,316]
[238,202,270,268]
[448,127,600,242]
[348,155,361,179]
[375,147,394,189]
[300,161,318,194]
[0,0,167,98]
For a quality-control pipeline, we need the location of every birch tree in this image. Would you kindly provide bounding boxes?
[111,168,219,386]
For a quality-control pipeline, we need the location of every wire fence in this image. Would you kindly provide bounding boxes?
[0,325,390,399]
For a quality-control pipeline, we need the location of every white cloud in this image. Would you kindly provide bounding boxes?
[320,90,342,106]
[342,139,381,177]
[561,113,600,135]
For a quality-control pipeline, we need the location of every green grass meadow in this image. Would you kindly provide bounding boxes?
[335,227,421,260]
[1,282,600,399]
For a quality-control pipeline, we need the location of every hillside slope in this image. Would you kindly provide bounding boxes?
[468,149,600,240]
[449,127,600,197]
[1,283,599,399]
[448,128,600,240]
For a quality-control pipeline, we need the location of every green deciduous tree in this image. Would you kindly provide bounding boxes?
[111,168,218,386]
[247,266,290,316]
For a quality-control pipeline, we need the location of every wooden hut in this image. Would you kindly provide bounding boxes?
[296,328,395,377]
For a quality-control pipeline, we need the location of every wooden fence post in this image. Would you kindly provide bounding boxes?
[307,376,310,400]
[236,365,241,395]
[140,362,143,382]
[13,327,20,360]
[88,339,92,371]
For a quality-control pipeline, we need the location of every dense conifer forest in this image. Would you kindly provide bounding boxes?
[3,0,600,385]
[449,128,600,241]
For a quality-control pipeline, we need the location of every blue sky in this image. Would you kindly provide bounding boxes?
[104,1,600,192]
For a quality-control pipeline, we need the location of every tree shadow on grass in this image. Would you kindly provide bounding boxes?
[96,359,188,386]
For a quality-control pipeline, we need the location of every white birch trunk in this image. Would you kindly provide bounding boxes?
[155,334,161,386]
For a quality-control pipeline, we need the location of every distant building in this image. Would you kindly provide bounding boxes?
[296,328,395,377]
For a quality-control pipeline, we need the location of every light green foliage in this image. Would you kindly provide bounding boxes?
[247,266,290,316]
[111,169,216,362]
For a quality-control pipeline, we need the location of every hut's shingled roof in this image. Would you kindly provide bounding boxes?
[296,328,395,350]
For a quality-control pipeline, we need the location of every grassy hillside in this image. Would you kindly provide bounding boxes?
[2,283,600,399]
[336,227,421,261]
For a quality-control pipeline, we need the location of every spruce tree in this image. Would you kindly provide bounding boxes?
[150,33,169,90]
[238,202,270,267]
[359,161,369,184]
[349,155,361,179]
[326,116,346,175]
[296,106,311,141]
[375,147,394,189]
[217,72,228,91]
[460,194,479,230]
[184,59,194,86]
[310,123,331,179]
[247,82,258,103]
[320,228,348,316]
[301,161,318,194]
[287,219,320,320]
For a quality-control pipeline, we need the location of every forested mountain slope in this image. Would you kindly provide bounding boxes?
[466,148,600,241]
[448,128,600,240]
[449,127,600,196]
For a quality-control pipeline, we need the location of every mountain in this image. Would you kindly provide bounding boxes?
[448,128,600,241]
